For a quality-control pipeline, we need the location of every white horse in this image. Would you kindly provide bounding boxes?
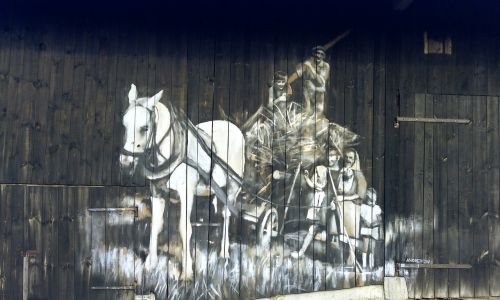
[119,84,245,280]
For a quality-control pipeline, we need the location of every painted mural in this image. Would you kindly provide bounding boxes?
[108,43,384,299]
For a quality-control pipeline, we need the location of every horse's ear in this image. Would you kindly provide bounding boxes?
[145,90,163,110]
[152,90,163,103]
[128,84,138,104]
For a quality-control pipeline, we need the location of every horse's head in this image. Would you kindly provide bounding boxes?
[119,83,164,174]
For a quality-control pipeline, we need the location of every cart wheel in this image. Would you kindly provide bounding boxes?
[258,207,279,246]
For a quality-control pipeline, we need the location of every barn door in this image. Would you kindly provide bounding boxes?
[3,185,93,300]
[397,94,500,299]
[89,186,139,300]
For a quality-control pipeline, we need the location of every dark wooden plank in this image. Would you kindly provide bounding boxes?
[487,33,500,96]
[405,28,428,297]
[0,186,12,299]
[341,31,357,290]
[185,31,203,298]
[412,93,425,299]
[288,37,309,295]
[239,32,259,300]
[433,94,448,299]
[5,185,24,300]
[272,34,288,296]
[472,96,489,298]
[111,28,139,186]
[471,32,488,96]
[58,187,76,300]
[486,96,499,297]
[80,28,100,185]
[284,35,303,295]
[41,187,59,299]
[117,187,136,300]
[395,104,413,294]
[29,27,54,183]
[397,30,417,297]
[105,186,135,300]
[0,23,13,183]
[225,34,242,298]
[90,29,117,186]
[211,33,231,296]
[131,32,150,187]
[329,31,346,129]
[74,187,91,300]
[151,31,174,295]
[170,32,188,111]
[47,26,77,184]
[42,28,69,184]
[99,28,119,186]
[355,31,374,193]
[421,94,435,299]
[454,27,473,95]
[426,43,443,95]
[371,32,386,288]
[383,26,401,279]
[66,28,90,185]
[250,34,269,299]
[355,31,374,287]
[24,186,45,298]
[197,31,217,299]
[197,32,216,123]
[89,187,107,300]
[446,95,460,299]
[3,26,26,183]
[457,95,474,298]
[15,27,43,182]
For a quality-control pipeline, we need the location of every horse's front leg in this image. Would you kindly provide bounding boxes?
[145,195,165,270]
[171,165,198,281]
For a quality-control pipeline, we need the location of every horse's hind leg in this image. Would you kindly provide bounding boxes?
[220,180,241,259]
[221,207,231,259]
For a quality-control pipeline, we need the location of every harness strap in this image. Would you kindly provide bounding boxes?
[185,157,239,216]
[184,119,243,186]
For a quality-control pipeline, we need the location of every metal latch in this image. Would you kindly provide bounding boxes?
[87,207,138,218]
[396,263,471,276]
[394,116,471,128]
[90,285,136,290]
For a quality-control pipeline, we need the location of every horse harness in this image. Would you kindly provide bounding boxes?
[121,102,241,215]
[121,103,187,177]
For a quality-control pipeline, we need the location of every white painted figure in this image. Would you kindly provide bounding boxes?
[291,165,328,258]
[119,84,245,280]
[293,46,330,116]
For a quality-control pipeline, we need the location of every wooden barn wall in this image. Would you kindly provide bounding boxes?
[0,20,386,299]
[0,16,498,299]
[384,24,500,298]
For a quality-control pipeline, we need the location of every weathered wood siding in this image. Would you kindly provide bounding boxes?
[0,13,498,300]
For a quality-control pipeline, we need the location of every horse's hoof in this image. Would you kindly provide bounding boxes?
[144,254,158,271]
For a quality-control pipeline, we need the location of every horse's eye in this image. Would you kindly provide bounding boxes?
[140,126,149,134]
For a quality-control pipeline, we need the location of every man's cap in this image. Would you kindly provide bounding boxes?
[312,45,326,55]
